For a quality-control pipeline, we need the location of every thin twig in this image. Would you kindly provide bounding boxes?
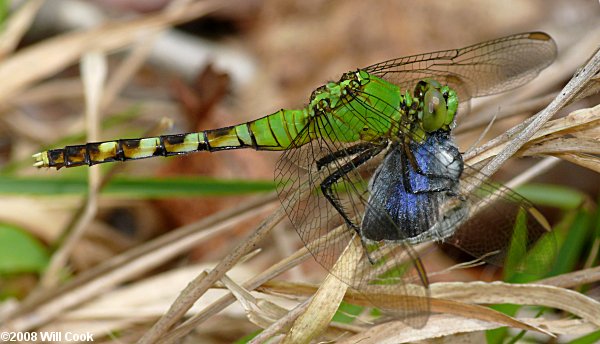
[463,110,497,156]
[0,0,223,103]
[503,157,561,189]
[158,222,350,343]
[40,52,107,287]
[0,193,277,330]
[100,0,195,111]
[139,206,288,343]
[478,49,600,180]
[456,92,557,135]
[537,266,600,289]
[249,298,312,344]
[0,0,44,59]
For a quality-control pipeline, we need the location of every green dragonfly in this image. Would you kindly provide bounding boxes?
[34,32,557,324]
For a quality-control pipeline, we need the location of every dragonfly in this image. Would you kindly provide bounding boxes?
[34,32,557,325]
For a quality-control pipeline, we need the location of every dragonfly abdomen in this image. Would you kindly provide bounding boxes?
[33,109,309,169]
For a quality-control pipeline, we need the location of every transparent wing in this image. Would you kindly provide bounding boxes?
[346,89,555,269]
[363,32,557,102]
[273,32,556,322]
[274,110,430,326]
[446,165,555,271]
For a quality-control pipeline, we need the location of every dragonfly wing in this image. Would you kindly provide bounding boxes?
[445,165,555,270]
[345,87,554,270]
[274,116,430,326]
[363,32,557,102]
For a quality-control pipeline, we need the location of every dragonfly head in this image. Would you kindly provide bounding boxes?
[413,79,459,133]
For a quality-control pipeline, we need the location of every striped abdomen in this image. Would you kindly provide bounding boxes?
[34,109,309,169]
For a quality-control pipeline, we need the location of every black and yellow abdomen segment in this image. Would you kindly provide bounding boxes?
[33,109,309,169]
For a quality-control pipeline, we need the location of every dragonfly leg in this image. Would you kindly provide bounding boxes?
[320,144,386,233]
[316,142,385,171]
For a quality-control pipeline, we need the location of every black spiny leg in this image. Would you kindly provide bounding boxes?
[316,142,383,170]
[320,144,386,234]
[402,142,419,175]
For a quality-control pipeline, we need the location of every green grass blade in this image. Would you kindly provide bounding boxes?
[0,223,49,274]
[332,302,364,323]
[0,176,275,198]
[549,210,592,276]
[515,183,586,210]
[568,329,600,344]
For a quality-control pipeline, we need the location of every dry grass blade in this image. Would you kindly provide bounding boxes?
[159,225,349,342]
[220,274,290,329]
[260,281,552,337]
[456,92,557,135]
[553,153,600,173]
[524,137,600,155]
[0,194,277,331]
[0,0,223,103]
[34,264,256,338]
[464,47,600,172]
[335,317,488,344]
[537,266,600,289]
[337,315,591,344]
[249,298,313,344]
[468,105,600,164]
[381,293,550,336]
[431,282,600,326]
[469,103,600,167]
[40,51,107,288]
[282,236,360,344]
[576,69,600,100]
[519,103,600,172]
[524,318,598,335]
[535,103,600,136]
[259,275,600,340]
[0,0,45,59]
[99,0,198,110]
[141,206,288,344]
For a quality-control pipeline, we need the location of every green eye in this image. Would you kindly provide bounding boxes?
[422,89,447,132]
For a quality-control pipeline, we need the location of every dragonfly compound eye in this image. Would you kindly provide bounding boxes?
[422,88,447,132]
[441,86,459,126]
[413,80,428,99]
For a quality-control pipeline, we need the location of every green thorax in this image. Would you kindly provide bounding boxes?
[305,70,459,144]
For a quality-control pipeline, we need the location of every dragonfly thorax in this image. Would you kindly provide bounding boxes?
[307,71,365,118]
